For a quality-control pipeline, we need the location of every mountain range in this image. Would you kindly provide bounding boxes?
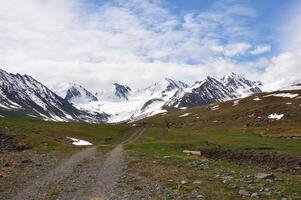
[0,68,263,123]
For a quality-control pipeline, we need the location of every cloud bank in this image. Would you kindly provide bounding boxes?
[0,0,296,91]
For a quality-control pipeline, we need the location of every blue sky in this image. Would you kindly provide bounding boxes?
[0,0,301,90]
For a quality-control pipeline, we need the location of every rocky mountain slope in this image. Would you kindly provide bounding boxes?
[51,83,98,104]
[0,69,108,122]
[0,69,263,123]
[166,73,262,108]
[64,78,189,123]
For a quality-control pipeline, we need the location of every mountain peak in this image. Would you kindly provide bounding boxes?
[0,69,106,122]
[113,83,132,100]
[221,73,262,97]
[52,82,98,104]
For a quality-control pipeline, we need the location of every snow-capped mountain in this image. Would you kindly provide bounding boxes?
[129,78,188,121]
[0,69,108,122]
[166,73,262,108]
[0,68,263,123]
[221,72,262,97]
[133,78,188,99]
[58,78,188,123]
[51,83,98,104]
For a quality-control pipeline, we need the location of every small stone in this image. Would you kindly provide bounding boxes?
[193,181,203,184]
[3,162,10,167]
[239,189,251,197]
[181,180,188,184]
[183,150,201,156]
[255,173,276,180]
[251,192,259,197]
[197,194,204,198]
[21,159,34,164]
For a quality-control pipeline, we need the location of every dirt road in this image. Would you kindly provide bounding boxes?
[11,128,145,200]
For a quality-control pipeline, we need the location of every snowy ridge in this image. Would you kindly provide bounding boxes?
[0,69,108,123]
[166,73,262,108]
[0,69,266,123]
[51,83,98,104]
[221,72,262,97]
[57,78,188,123]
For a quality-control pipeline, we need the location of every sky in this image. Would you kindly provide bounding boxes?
[0,0,301,91]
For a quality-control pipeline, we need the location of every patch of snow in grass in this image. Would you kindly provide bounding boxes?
[253,97,261,101]
[179,113,191,118]
[211,105,220,110]
[0,115,4,118]
[233,100,239,106]
[67,137,93,146]
[286,102,292,105]
[179,107,187,110]
[268,113,284,120]
[264,93,299,98]
[132,124,137,127]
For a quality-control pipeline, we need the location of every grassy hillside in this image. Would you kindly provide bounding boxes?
[118,89,301,199]
[0,117,132,153]
[138,89,301,137]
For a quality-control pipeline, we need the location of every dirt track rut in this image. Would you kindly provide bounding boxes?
[12,128,145,200]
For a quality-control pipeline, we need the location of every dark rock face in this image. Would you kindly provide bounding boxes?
[141,98,164,112]
[221,72,262,94]
[65,85,98,102]
[168,76,237,108]
[114,83,132,100]
[0,69,107,123]
[163,78,188,93]
[167,73,262,108]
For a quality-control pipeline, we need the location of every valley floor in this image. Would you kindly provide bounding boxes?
[0,118,301,199]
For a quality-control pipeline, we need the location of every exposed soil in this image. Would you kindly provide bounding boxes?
[7,128,146,200]
[0,133,30,153]
[201,148,301,174]
[13,146,98,200]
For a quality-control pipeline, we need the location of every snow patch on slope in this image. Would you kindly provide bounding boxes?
[268,113,284,120]
[67,137,93,146]
[264,93,299,98]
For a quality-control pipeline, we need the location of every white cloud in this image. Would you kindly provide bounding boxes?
[250,44,271,55]
[261,52,301,91]
[212,42,251,57]
[0,0,269,91]
[260,2,301,91]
